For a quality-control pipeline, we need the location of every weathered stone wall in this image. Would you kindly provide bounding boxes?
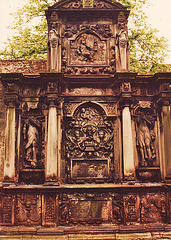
[0,60,47,74]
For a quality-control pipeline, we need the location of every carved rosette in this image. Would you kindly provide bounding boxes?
[64,103,114,183]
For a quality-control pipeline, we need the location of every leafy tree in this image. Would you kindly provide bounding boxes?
[0,0,169,74]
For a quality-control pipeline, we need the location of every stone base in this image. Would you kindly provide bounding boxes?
[136,167,161,182]
[19,169,45,184]
[0,225,171,240]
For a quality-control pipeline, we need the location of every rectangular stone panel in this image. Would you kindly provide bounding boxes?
[71,159,109,179]
[15,193,41,226]
[69,199,111,223]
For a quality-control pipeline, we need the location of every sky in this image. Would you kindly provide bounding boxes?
[0,0,171,63]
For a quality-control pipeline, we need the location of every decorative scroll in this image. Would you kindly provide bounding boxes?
[140,192,166,223]
[58,0,119,9]
[65,103,114,182]
[15,193,41,225]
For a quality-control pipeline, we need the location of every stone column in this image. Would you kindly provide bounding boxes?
[46,100,58,182]
[4,103,16,182]
[122,106,135,180]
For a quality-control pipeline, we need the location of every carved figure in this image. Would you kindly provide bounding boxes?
[136,112,156,166]
[24,118,40,168]
[117,23,127,71]
[49,27,60,70]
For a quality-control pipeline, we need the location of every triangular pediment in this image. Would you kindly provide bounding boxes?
[49,0,127,10]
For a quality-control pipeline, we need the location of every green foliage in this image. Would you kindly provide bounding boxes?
[118,0,169,73]
[0,0,169,74]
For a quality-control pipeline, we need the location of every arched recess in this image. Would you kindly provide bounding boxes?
[64,102,115,183]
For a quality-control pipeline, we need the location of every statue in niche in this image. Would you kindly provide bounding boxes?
[117,23,127,71]
[23,118,41,168]
[49,23,60,70]
[136,112,156,167]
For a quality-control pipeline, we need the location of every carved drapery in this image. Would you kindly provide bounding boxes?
[64,103,114,183]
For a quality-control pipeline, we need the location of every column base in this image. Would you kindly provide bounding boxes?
[44,180,60,186]
[3,177,15,186]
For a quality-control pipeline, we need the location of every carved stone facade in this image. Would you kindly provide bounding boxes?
[0,0,171,238]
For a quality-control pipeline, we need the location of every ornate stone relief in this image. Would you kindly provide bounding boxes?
[124,194,139,223]
[140,192,166,224]
[43,194,57,225]
[69,33,107,65]
[58,0,118,9]
[61,24,115,75]
[64,103,114,182]
[15,193,41,225]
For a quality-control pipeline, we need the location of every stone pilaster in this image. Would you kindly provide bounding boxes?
[46,99,58,182]
[119,80,135,180]
[2,81,20,183]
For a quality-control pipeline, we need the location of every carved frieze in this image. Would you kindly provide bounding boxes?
[65,103,114,182]
[140,192,166,224]
[15,193,41,225]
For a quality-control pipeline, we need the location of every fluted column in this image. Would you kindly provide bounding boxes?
[122,106,135,180]
[4,103,16,182]
[46,100,58,182]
